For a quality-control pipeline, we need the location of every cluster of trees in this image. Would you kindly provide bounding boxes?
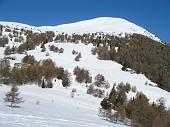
[101,82,130,109]
[17,31,55,54]
[1,25,25,43]
[87,74,110,98]
[22,55,37,64]
[100,83,170,127]
[1,24,170,92]
[49,45,64,53]
[96,46,116,60]
[4,46,17,55]
[90,34,170,92]
[54,33,68,42]
[55,32,169,92]
[52,32,170,92]
[72,50,82,61]
[93,74,110,89]
[0,58,11,78]
[49,45,59,52]
[14,36,24,43]
[73,66,92,84]
[0,57,71,88]
[87,84,105,98]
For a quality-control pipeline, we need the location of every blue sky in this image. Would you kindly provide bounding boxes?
[0,0,169,43]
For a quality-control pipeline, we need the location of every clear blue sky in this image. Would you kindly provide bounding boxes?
[0,0,170,43]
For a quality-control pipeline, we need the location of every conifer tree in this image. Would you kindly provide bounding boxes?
[62,70,71,87]
[4,85,23,107]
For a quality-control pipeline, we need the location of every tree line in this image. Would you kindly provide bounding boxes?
[0,56,71,88]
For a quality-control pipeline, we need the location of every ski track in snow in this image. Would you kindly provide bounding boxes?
[0,113,115,127]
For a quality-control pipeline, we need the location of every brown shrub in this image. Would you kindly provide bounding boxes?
[91,47,98,55]
[0,36,9,47]
[73,66,92,84]
[22,55,36,64]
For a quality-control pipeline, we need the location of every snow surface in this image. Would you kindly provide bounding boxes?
[0,17,160,41]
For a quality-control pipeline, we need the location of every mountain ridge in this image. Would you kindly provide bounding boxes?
[0,17,160,42]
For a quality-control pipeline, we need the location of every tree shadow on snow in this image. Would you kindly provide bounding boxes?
[6,105,21,108]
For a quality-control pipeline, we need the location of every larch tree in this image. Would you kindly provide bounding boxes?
[4,85,24,107]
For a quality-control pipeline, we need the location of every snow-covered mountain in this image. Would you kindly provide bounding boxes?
[0,17,169,127]
[0,17,160,41]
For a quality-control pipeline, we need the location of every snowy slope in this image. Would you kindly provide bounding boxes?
[0,17,168,127]
[0,17,160,41]
[0,83,126,127]
[2,42,170,107]
[0,42,170,127]
[26,42,170,107]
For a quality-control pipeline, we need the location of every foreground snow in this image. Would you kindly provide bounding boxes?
[0,83,127,127]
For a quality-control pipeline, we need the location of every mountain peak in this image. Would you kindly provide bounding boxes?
[38,17,160,41]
